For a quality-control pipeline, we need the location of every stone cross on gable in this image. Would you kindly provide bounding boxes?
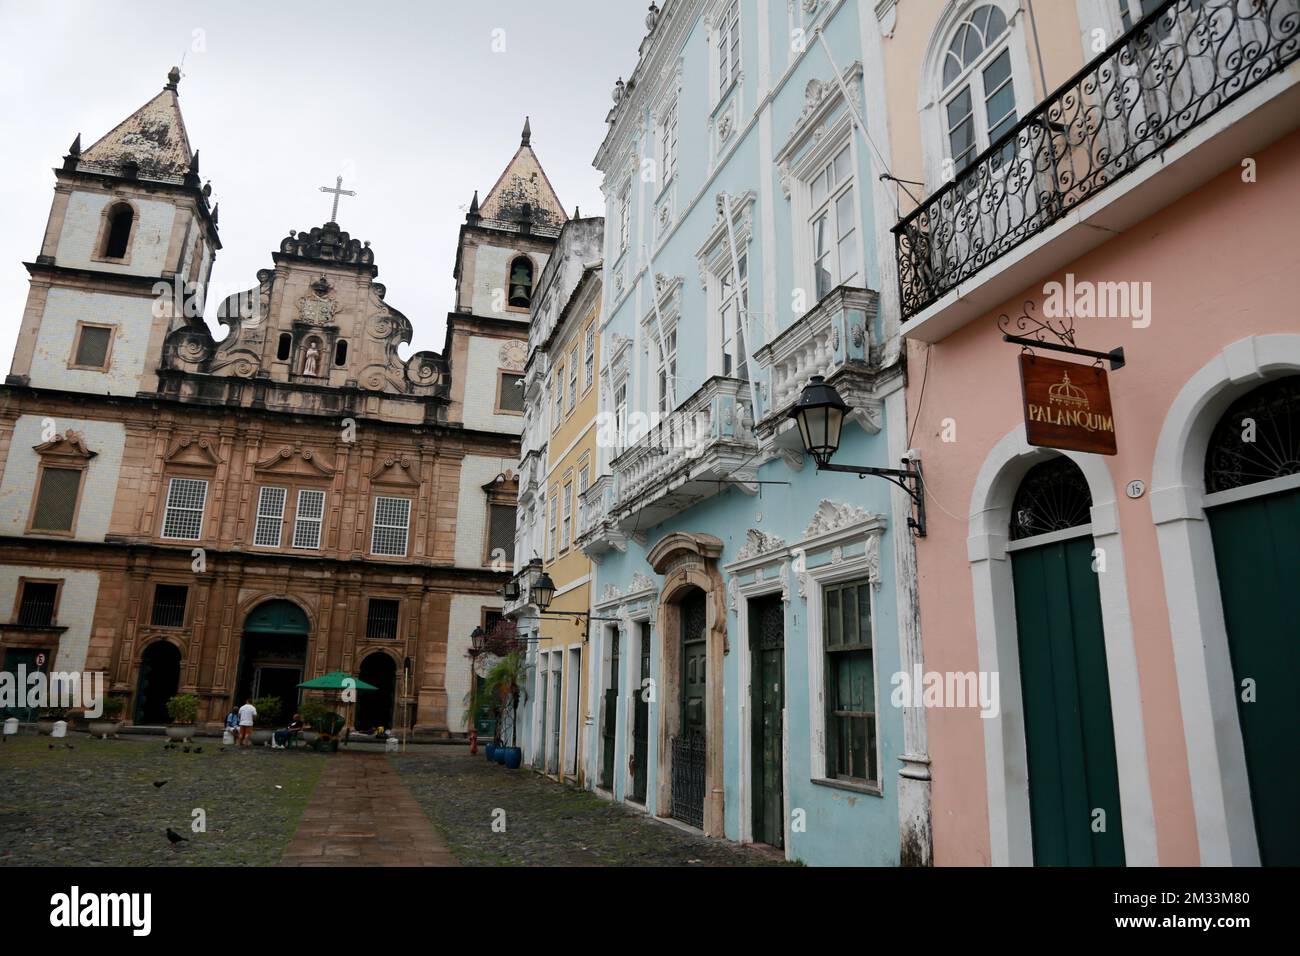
[319,175,356,223]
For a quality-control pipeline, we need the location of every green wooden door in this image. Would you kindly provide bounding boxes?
[631,632,650,803]
[1207,486,1300,866]
[750,595,784,848]
[682,592,707,739]
[1012,535,1125,866]
[600,633,619,790]
[1,649,46,722]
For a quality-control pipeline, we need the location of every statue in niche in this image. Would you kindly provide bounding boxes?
[302,340,322,377]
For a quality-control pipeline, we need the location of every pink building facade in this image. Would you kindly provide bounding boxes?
[874,0,1300,865]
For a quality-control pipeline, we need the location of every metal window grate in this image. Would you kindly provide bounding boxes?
[488,504,515,562]
[253,486,286,547]
[366,599,400,640]
[150,584,189,628]
[293,489,325,549]
[162,478,207,540]
[32,467,82,532]
[75,326,112,368]
[17,582,58,626]
[371,496,411,556]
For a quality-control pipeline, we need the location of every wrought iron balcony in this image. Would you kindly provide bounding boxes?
[589,377,758,540]
[894,0,1300,322]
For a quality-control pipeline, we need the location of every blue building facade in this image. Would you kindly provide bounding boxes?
[573,0,930,866]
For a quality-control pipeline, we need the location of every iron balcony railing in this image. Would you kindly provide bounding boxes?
[893,0,1300,320]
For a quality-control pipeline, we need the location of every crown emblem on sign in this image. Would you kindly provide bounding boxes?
[1048,370,1089,409]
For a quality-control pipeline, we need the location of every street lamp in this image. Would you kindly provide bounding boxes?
[502,577,520,602]
[531,571,557,612]
[469,625,486,656]
[788,375,927,537]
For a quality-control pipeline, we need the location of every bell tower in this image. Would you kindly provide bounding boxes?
[6,66,220,397]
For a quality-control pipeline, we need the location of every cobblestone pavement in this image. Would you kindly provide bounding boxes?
[394,748,792,867]
[280,753,455,866]
[0,733,324,866]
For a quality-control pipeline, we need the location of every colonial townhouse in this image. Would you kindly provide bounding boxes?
[571,0,930,865]
[878,0,1299,865]
[0,70,532,737]
[504,217,604,783]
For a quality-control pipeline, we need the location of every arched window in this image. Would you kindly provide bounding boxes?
[940,4,1016,175]
[103,203,134,259]
[334,339,348,367]
[1009,455,1092,540]
[1205,375,1300,493]
[508,256,535,310]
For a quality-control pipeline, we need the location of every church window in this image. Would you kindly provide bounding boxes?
[161,477,208,541]
[508,256,535,310]
[366,599,401,640]
[71,323,113,370]
[277,333,292,362]
[487,503,516,565]
[496,371,525,414]
[16,581,60,626]
[103,203,134,259]
[293,489,326,550]
[334,339,348,366]
[253,486,287,548]
[150,584,189,628]
[30,466,83,534]
[370,495,411,557]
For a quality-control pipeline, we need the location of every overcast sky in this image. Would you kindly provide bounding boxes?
[0,0,647,371]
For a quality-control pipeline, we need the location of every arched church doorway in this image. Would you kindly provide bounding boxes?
[356,652,397,732]
[1203,374,1300,865]
[135,641,181,725]
[236,600,309,722]
[1008,456,1125,866]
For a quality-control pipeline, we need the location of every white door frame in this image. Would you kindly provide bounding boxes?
[969,425,1157,866]
[1150,333,1300,865]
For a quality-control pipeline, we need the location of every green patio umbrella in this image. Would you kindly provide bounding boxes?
[297,671,377,744]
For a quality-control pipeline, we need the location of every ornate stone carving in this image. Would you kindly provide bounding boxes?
[280,222,375,271]
[601,583,622,603]
[727,574,738,611]
[629,572,656,594]
[804,499,875,538]
[736,528,786,561]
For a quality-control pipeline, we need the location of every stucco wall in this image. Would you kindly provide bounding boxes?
[55,190,176,276]
[0,565,101,673]
[27,288,155,396]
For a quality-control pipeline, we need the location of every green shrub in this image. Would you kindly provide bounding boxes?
[165,694,199,724]
[252,696,282,727]
[100,695,126,719]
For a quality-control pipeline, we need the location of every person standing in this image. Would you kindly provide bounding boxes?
[237,698,257,747]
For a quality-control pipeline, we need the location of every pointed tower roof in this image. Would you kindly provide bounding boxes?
[477,117,567,232]
[78,67,195,182]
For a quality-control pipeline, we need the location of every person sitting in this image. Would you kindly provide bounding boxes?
[223,707,239,741]
[273,713,306,749]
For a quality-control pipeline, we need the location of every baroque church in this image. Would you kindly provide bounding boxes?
[0,67,567,734]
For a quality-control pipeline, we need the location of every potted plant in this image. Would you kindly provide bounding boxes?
[164,694,200,742]
[251,695,282,746]
[36,707,67,736]
[475,624,530,770]
[88,695,126,739]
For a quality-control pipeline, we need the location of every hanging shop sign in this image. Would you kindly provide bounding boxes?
[1019,354,1117,455]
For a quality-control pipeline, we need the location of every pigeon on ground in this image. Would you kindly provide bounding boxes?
[48,744,54,750]
[165,828,188,845]
[193,747,203,753]
[153,780,167,788]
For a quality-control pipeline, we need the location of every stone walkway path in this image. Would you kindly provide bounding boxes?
[279,753,455,867]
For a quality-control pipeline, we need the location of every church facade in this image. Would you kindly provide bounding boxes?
[0,68,558,735]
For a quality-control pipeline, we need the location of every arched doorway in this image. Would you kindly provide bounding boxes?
[356,652,397,732]
[1203,375,1300,865]
[236,600,309,721]
[1008,456,1125,866]
[136,641,181,725]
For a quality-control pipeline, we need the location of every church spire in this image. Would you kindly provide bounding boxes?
[77,68,196,181]
[467,190,481,223]
[521,115,531,147]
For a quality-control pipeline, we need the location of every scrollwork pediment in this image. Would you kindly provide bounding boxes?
[252,446,335,478]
